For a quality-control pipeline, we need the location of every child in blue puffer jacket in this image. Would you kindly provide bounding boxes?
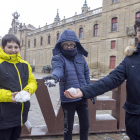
[43,30,94,140]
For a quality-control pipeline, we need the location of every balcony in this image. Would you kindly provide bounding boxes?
[126,26,135,36]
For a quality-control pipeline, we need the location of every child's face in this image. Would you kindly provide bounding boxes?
[62,42,75,50]
[136,27,140,41]
[2,41,20,55]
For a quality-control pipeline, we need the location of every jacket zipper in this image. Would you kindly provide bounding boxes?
[14,63,24,126]
[73,59,81,87]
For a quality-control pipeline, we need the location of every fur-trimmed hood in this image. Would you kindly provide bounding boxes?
[124,46,136,56]
[125,41,140,56]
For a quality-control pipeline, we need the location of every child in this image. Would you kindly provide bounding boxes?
[43,30,94,140]
[64,18,140,140]
[0,34,37,140]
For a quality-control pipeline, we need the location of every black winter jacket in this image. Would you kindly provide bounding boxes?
[80,42,140,139]
[0,48,37,130]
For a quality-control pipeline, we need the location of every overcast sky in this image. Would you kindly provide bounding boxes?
[0,0,102,37]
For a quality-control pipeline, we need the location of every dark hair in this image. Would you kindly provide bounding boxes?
[134,18,140,30]
[2,34,20,48]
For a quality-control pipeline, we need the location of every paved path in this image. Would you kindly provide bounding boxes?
[21,72,129,140]
[20,133,129,140]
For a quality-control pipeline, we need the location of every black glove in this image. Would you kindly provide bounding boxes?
[43,75,58,83]
[43,75,58,87]
[90,97,95,104]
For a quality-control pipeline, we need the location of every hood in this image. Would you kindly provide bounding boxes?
[124,46,136,56]
[0,47,21,63]
[53,30,88,57]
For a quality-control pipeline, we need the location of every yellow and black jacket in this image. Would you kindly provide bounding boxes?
[0,48,37,130]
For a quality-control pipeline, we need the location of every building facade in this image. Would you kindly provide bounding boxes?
[9,0,140,78]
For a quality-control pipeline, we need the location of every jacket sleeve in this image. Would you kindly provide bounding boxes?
[23,64,37,95]
[80,59,126,99]
[0,89,12,102]
[51,55,65,81]
[84,58,91,84]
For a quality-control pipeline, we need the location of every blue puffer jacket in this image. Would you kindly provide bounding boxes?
[52,30,90,103]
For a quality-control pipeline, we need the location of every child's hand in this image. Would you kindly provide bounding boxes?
[15,91,31,102]
[11,92,18,103]
[64,88,83,99]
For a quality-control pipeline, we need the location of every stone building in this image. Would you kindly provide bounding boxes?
[8,0,140,78]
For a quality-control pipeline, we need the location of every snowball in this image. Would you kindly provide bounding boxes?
[67,87,76,94]
[15,90,30,103]
[45,79,56,85]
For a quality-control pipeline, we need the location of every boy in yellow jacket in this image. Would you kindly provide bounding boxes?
[0,34,37,140]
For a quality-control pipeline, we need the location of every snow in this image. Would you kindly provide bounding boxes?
[123,136,129,139]
[25,120,32,130]
[67,87,76,94]
[54,100,61,116]
[90,78,98,81]
[97,96,115,101]
[45,80,56,86]
[96,114,116,121]
[15,90,30,102]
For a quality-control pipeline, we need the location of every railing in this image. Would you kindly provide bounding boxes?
[92,8,102,15]
[77,13,86,19]
[57,21,63,26]
[21,79,126,137]
[48,24,53,29]
[66,17,73,23]
[126,26,135,36]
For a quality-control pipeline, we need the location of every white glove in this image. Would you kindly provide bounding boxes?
[15,90,30,103]
[67,87,76,94]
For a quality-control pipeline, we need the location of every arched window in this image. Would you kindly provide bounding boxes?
[112,0,118,3]
[34,39,36,47]
[28,40,30,48]
[110,56,116,69]
[94,24,98,36]
[57,33,60,41]
[136,12,140,20]
[79,28,83,38]
[40,37,43,45]
[112,17,118,31]
[48,36,50,44]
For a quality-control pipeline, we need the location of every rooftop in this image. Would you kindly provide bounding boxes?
[27,7,102,36]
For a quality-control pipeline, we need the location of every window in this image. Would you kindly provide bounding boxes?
[40,37,43,45]
[34,39,36,47]
[110,56,116,69]
[79,28,83,38]
[48,36,50,44]
[28,40,30,48]
[112,0,118,3]
[136,12,140,20]
[135,38,139,47]
[111,40,116,49]
[94,24,98,36]
[57,33,60,41]
[112,17,118,31]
